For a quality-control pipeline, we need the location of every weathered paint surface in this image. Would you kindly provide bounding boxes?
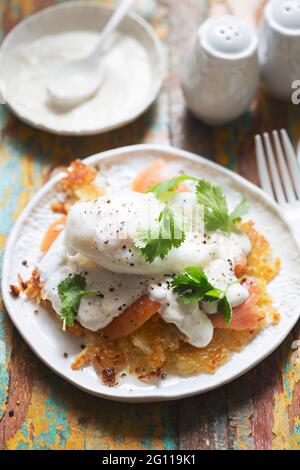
[6,372,177,450]
[0,0,299,450]
[272,336,300,450]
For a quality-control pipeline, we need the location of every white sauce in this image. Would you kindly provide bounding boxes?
[227,283,249,308]
[209,231,251,261]
[149,283,213,348]
[40,233,157,332]
[6,31,152,131]
[202,259,249,314]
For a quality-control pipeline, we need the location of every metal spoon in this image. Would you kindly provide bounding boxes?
[47,0,135,107]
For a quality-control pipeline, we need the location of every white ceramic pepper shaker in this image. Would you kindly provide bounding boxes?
[259,0,300,101]
[181,15,259,126]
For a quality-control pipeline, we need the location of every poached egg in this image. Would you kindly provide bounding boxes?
[64,191,250,275]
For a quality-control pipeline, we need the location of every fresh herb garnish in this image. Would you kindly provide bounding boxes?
[134,205,186,263]
[135,175,249,263]
[171,267,214,303]
[171,267,243,325]
[146,175,197,201]
[217,296,232,325]
[196,180,249,233]
[58,274,102,331]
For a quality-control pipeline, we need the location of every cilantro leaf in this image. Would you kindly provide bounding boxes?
[172,266,239,325]
[172,267,214,303]
[58,274,101,331]
[146,175,197,201]
[134,205,185,263]
[196,180,249,233]
[134,230,174,263]
[204,288,224,301]
[217,296,233,325]
[196,180,228,213]
[159,205,186,248]
[229,197,249,223]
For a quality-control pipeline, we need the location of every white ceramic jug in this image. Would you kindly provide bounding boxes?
[181,15,259,126]
[259,0,300,101]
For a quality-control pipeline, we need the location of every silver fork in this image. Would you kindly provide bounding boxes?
[255,129,300,204]
[255,129,300,234]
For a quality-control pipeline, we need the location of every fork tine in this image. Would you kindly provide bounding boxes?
[263,133,286,204]
[273,130,296,203]
[297,139,300,168]
[255,135,274,199]
[280,129,300,199]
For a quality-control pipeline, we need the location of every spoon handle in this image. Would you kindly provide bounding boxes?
[91,0,135,59]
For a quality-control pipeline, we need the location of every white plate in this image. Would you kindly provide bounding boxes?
[2,144,300,403]
[0,1,164,135]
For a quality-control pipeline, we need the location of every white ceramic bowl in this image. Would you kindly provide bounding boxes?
[2,144,300,402]
[0,1,164,135]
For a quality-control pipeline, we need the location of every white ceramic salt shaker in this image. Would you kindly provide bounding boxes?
[259,0,300,101]
[181,15,259,126]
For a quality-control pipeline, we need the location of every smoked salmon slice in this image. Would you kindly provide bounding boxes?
[132,159,172,192]
[41,216,67,253]
[101,295,161,341]
[212,278,263,331]
[234,255,248,277]
[132,159,189,193]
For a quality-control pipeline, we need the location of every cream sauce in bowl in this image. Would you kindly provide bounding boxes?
[0,2,163,135]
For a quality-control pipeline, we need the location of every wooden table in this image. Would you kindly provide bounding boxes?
[0,0,299,450]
